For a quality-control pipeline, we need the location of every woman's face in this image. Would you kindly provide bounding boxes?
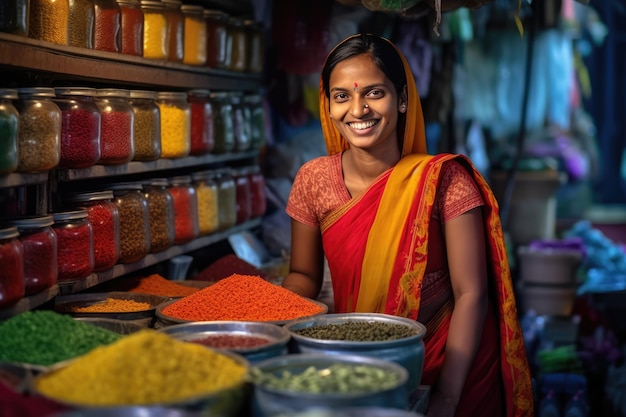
[328,53,406,153]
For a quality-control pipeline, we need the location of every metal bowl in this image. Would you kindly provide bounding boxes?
[283,313,427,394]
[73,317,146,335]
[155,298,328,328]
[274,408,424,417]
[0,361,31,393]
[54,407,209,417]
[251,353,409,416]
[158,321,291,364]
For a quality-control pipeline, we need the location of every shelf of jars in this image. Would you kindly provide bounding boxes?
[0,33,261,92]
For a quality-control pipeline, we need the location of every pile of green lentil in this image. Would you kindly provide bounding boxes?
[0,310,121,366]
[293,321,418,342]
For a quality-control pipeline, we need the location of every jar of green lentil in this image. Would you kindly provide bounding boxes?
[67,0,94,49]
[162,0,183,63]
[156,91,190,159]
[0,88,19,176]
[214,169,236,230]
[143,178,175,253]
[129,90,161,162]
[110,182,150,263]
[210,91,234,154]
[0,225,24,309]
[181,4,206,66]
[191,171,219,236]
[16,87,61,173]
[0,0,29,36]
[29,0,69,45]
[140,0,167,60]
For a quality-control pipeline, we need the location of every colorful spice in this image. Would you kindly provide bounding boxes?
[192,254,272,282]
[129,90,161,162]
[95,89,135,166]
[67,0,94,48]
[118,0,144,56]
[0,310,121,366]
[141,0,167,60]
[111,184,150,264]
[191,334,271,350]
[0,89,19,175]
[52,210,95,282]
[29,0,69,45]
[293,321,419,342]
[162,274,324,322]
[157,92,190,159]
[35,330,247,406]
[93,0,121,52]
[128,274,198,297]
[144,179,175,253]
[0,226,24,309]
[192,172,219,235]
[168,176,198,244]
[181,4,206,66]
[68,297,152,313]
[188,90,214,155]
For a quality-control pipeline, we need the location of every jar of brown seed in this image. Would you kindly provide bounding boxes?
[15,87,61,173]
[110,182,150,264]
[143,178,175,253]
[67,0,95,48]
[129,90,161,162]
[29,0,70,45]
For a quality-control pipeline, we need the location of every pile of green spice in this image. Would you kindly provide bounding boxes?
[0,310,122,367]
[293,321,418,341]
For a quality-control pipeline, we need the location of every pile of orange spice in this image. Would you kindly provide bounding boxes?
[127,274,199,298]
[162,274,325,322]
[70,298,151,313]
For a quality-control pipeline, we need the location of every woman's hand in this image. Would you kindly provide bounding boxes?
[426,388,457,417]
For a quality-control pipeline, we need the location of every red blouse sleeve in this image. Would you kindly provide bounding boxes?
[435,160,485,222]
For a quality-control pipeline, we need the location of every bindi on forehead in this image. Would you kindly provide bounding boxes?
[354,82,358,91]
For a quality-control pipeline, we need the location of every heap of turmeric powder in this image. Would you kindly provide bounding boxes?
[127,274,199,297]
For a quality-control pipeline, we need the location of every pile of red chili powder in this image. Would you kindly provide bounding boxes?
[162,274,325,322]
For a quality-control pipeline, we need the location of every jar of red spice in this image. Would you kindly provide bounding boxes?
[140,0,167,60]
[248,165,267,219]
[110,182,150,263]
[214,169,236,230]
[0,88,19,176]
[188,89,214,156]
[231,93,251,153]
[116,0,144,56]
[129,90,161,162]
[16,87,61,173]
[29,0,69,45]
[162,0,183,63]
[203,9,229,70]
[143,178,175,253]
[244,19,264,74]
[54,87,102,169]
[227,17,247,73]
[9,215,58,295]
[95,88,135,165]
[156,91,190,159]
[0,0,29,36]
[93,0,121,52]
[67,0,94,48]
[232,167,251,225]
[168,175,199,245]
[210,92,234,154]
[191,171,219,236]
[52,210,95,282]
[67,190,120,272]
[244,93,266,151]
[181,4,206,66]
[0,225,24,308]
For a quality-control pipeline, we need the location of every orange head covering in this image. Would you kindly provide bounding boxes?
[318,33,428,157]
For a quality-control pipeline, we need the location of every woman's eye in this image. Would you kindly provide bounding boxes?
[367,89,383,98]
[334,93,348,101]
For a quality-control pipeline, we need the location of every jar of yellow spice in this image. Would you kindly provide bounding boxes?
[156,91,190,159]
[140,0,167,60]
[181,4,206,66]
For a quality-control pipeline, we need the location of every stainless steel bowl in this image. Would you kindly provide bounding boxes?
[53,406,208,417]
[284,313,426,394]
[251,353,410,416]
[158,321,291,364]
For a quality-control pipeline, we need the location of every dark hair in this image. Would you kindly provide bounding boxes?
[321,33,407,100]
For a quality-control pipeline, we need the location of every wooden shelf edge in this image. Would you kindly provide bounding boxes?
[0,172,48,188]
[0,285,59,320]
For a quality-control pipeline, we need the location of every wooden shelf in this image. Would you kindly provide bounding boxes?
[0,285,59,320]
[0,33,261,91]
[0,172,48,188]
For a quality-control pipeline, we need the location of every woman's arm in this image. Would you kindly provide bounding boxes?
[436,206,489,406]
[281,219,325,299]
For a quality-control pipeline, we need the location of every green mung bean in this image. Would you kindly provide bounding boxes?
[294,321,417,341]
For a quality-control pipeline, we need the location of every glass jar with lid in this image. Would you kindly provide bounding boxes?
[0,88,19,176]
[204,9,229,70]
[67,190,120,272]
[233,167,251,225]
[110,182,150,263]
[52,210,95,282]
[140,0,167,60]
[16,87,61,173]
[0,225,24,308]
[93,0,121,52]
[116,0,143,56]
[244,19,264,73]
[129,90,161,162]
[168,175,199,244]
[156,91,190,159]
[227,17,247,72]
[248,165,267,219]
[29,0,69,45]
[191,171,219,235]
[162,0,183,63]
[181,4,206,66]
[143,178,174,253]
[0,0,29,36]
[67,0,94,48]
[214,169,236,230]
[231,93,251,153]
[188,89,214,156]
[95,88,135,165]
[210,92,234,154]
[9,215,58,295]
[54,87,102,169]
[244,93,266,150]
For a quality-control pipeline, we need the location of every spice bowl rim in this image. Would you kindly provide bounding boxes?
[54,291,171,320]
